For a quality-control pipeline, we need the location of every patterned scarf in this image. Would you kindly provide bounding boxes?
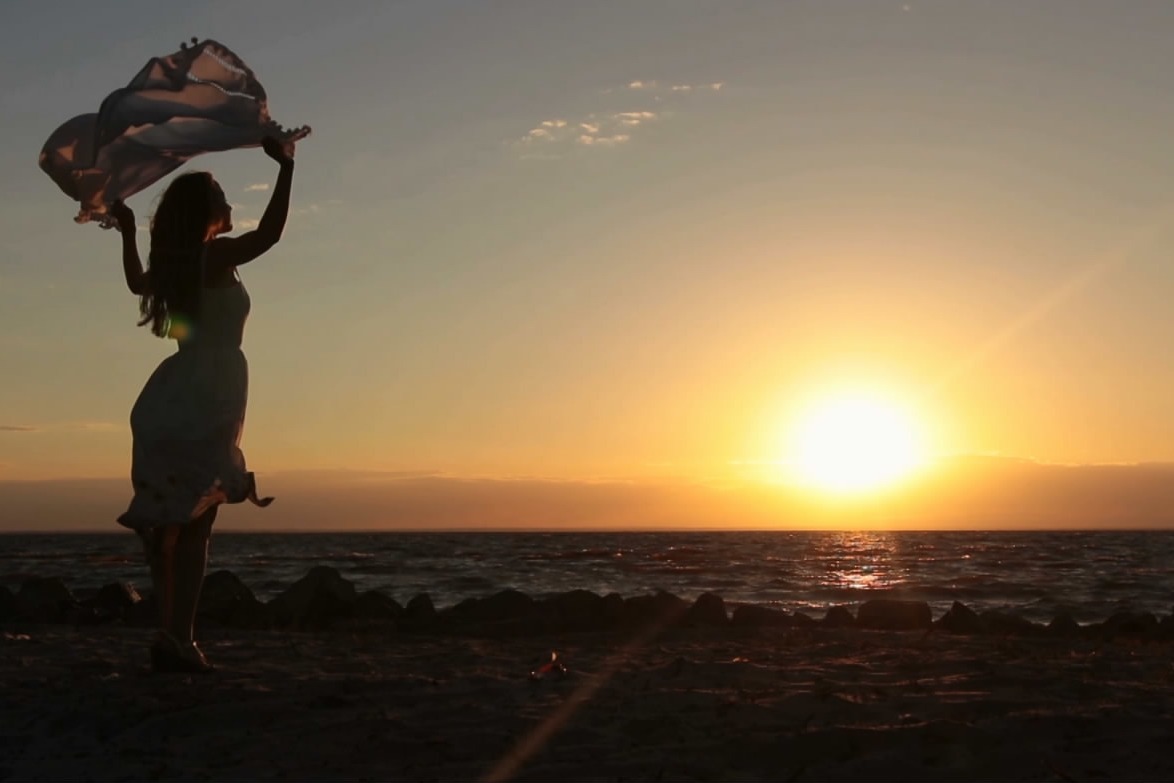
[39,37,310,227]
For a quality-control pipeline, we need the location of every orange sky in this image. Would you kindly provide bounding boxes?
[5,2,1174,529]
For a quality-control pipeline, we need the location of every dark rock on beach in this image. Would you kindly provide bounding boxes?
[790,611,818,628]
[450,589,535,624]
[856,599,932,631]
[538,590,621,632]
[269,565,357,630]
[8,567,1174,652]
[980,610,1043,636]
[72,582,143,626]
[1047,612,1081,638]
[199,570,272,629]
[936,601,984,635]
[822,605,855,628]
[1098,611,1159,640]
[730,605,807,628]
[684,592,728,627]
[352,590,403,621]
[730,604,782,627]
[0,585,20,624]
[92,582,142,616]
[401,593,438,630]
[16,577,77,624]
[622,591,688,629]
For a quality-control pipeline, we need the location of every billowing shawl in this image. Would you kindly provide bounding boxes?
[39,38,311,227]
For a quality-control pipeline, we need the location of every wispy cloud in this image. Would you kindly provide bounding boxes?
[0,421,120,434]
[244,183,270,192]
[615,110,656,127]
[668,82,723,92]
[515,79,725,157]
[578,133,630,147]
[68,421,120,433]
[237,219,260,230]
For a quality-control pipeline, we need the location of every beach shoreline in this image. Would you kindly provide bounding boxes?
[3,623,1172,782]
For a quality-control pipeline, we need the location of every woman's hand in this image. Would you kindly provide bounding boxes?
[261,136,295,167]
[109,200,136,233]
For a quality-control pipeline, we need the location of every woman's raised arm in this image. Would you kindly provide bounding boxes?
[111,201,147,295]
[207,137,296,272]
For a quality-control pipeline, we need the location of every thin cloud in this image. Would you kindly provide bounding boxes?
[237,219,260,230]
[668,82,723,92]
[614,110,657,126]
[515,79,724,156]
[1,421,120,433]
[578,134,630,147]
[66,421,121,433]
[244,183,270,192]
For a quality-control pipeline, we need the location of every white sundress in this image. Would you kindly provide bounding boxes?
[118,264,272,531]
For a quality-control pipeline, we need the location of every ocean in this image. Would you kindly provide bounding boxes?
[2,530,1171,624]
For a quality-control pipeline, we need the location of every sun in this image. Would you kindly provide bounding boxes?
[784,392,927,495]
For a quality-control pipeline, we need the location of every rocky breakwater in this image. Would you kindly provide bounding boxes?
[3,568,1174,643]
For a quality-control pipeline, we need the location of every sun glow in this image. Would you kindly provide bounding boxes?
[784,392,927,495]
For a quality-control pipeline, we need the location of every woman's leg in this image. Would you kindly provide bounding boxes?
[168,508,216,646]
[145,526,181,635]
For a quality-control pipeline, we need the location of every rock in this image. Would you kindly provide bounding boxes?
[0,585,20,623]
[730,605,807,628]
[1101,611,1158,639]
[16,577,77,624]
[980,610,1042,636]
[352,590,403,621]
[401,593,437,630]
[92,582,142,617]
[937,601,983,635]
[1047,612,1081,638]
[790,611,818,629]
[449,589,534,625]
[540,590,611,631]
[601,593,626,626]
[123,591,157,627]
[199,570,271,628]
[268,566,357,629]
[684,593,728,627]
[822,605,855,628]
[622,591,688,628]
[856,599,932,631]
[75,582,142,626]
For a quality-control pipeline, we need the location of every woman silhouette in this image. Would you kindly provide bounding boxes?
[109,136,295,672]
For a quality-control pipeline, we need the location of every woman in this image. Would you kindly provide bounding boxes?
[109,136,295,673]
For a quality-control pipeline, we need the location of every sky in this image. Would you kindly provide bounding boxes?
[5,1,1174,530]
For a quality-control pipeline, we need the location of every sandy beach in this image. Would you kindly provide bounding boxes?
[3,619,1172,782]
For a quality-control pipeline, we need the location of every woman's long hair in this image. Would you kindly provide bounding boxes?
[138,171,219,338]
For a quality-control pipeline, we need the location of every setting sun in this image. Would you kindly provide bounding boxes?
[784,393,927,495]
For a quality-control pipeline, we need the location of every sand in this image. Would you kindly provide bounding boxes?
[2,624,1172,782]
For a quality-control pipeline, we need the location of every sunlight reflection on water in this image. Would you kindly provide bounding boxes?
[3,530,1173,623]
